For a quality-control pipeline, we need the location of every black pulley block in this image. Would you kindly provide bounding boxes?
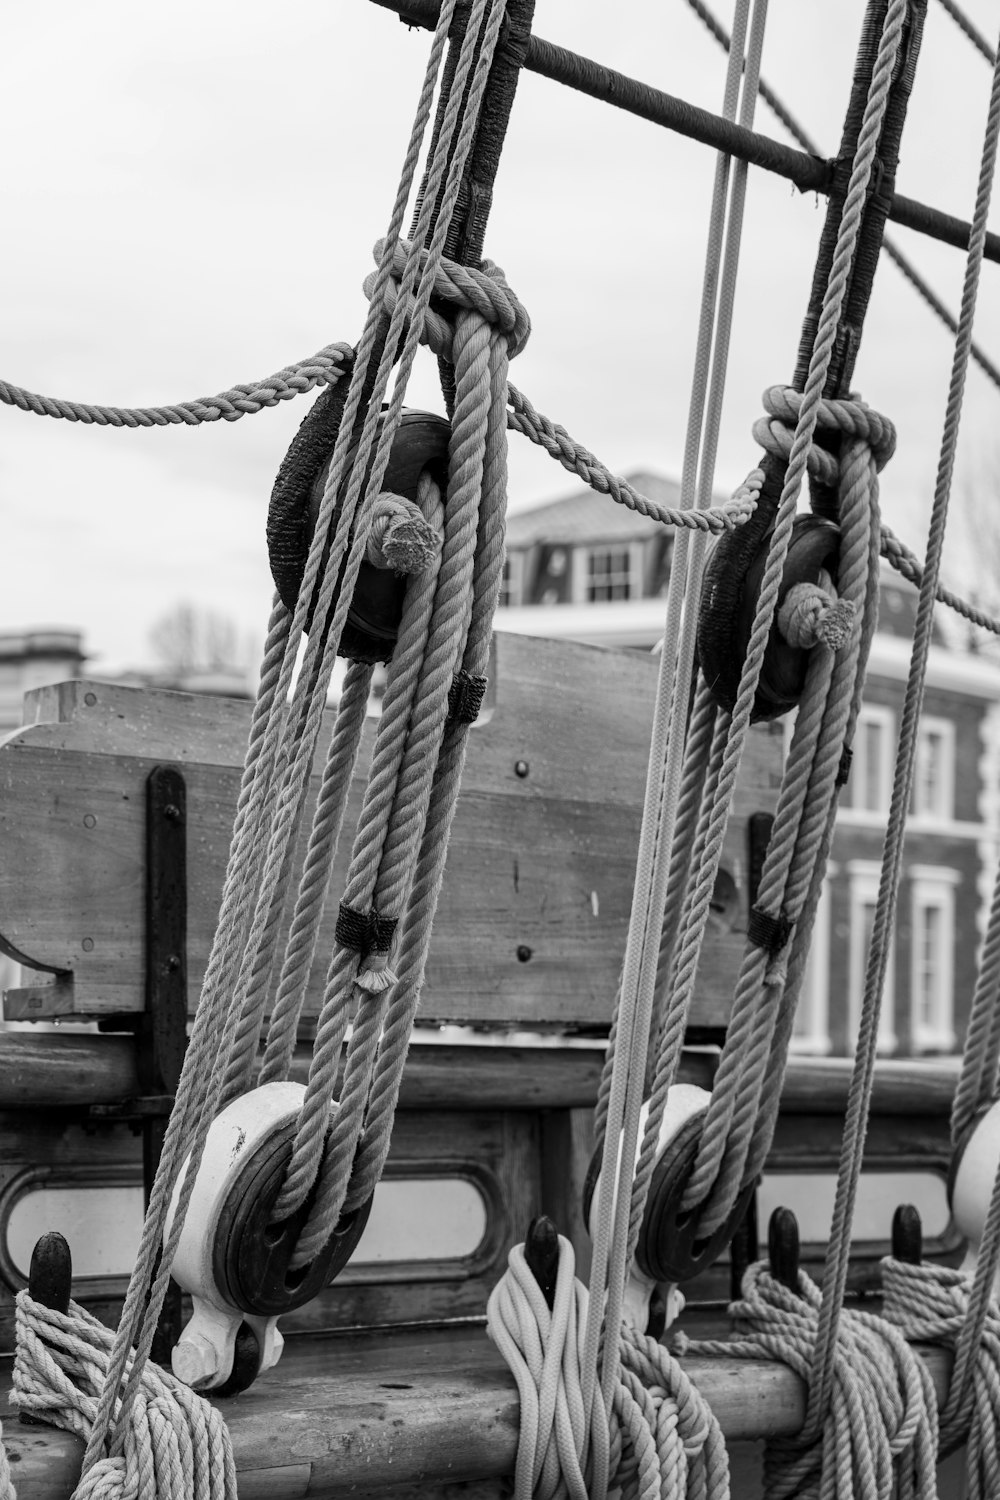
[267,397,451,663]
[212,1115,373,1318]
[699,491,841,722]
[582,1109,757,1286]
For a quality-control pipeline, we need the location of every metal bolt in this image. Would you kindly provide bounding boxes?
[516,945,532,963]
[515,760,529,779]
[83,814,97,829]
[164,804,181,822]
[167,955,181,972]
[84,692,97,707]
[81,937,94,953]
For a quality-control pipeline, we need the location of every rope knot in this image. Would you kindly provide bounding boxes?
[364,237,530,359]
[778,578,856,651]
[365,491,441,574]
[752,384,897,487]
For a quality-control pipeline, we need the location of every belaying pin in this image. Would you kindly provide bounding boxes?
[948,1100,1000,1296]
[166,1081,372,1392]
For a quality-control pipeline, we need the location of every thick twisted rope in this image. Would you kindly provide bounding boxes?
[660,0,906,1255]
[277,262,515,1264]
[69,0,491,1474]
[680,1262,939,1500]
[676,389,887,1240]
[804,8,1000,1452]
[487,1236,728,1500]
[11,1292,236,1500]
[882,1256,1000,1496]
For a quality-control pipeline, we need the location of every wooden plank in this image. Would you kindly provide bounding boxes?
[0,1028,960,1116]
[0,635,782,1025]
[0,1327,952,1498]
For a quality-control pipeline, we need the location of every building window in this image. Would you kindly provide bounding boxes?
[847,861,896,1055]
[791,871,833,1055]
[910,718,955,822]
[850,705,894,815]
[909,866,959,1053]
[586,547,632,602]
[498,553,523,609]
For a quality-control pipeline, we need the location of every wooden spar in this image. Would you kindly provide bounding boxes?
[0,1328,953,1498]
[0,1031,956,1113]
[368,0,1000,267]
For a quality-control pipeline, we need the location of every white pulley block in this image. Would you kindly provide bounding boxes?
[951,1098,1000,1295]
[166,1081,345,1392]
[588,1084,713,1335]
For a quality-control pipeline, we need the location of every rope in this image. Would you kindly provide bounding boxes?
[882,1256,1000,1496]
[0,347,354,426]
[68,0,496,1476]
[685,0,1000,394]
[668,0,908,1240]
[680,1261,939,1499]
[936,0,996,64]
[804,5,1000,1455]
[10,1292,236,1500]
[487,1236,727,1500]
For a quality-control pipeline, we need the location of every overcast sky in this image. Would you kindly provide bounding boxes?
[1,1,998,674]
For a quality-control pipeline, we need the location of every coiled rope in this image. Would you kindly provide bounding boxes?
[11,1291,236,1500]
[882,1258,1000,1499]
[680,1263,939,1499]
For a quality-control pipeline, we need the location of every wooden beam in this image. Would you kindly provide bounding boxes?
[0,1326,952,1498]
[0,1031,957,1115]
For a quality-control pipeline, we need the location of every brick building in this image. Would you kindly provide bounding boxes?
[495,474,1000,1058]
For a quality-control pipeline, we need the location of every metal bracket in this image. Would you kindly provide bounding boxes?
[88,765,188,1361]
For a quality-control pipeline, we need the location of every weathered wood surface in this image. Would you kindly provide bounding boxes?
[0,1027,959,1116]
[0,1032,718,1110]
[0,635,781,1024]
[0,1326,951,1499]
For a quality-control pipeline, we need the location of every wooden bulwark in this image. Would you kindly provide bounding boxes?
[0,1327,952,1499]
[0,634,781,1027]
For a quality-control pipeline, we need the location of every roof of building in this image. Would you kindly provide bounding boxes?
[505,471,684,548]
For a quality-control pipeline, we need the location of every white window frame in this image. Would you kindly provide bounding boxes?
[790,868,834,1055]
[849,704,895,817]
[584,544,632,603]
[909,864,959,1053]
[847,860,896,1055]
[911,716,955,824]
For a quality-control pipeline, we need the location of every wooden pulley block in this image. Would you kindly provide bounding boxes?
[166,1081,372,1392]
[584,1084,754,1334]
[698,508,840,723]
[948,1099,1000,1296]
[267,396,451,663]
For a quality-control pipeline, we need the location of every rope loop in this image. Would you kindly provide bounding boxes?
[364,236,530,359]
[760,384,897,470]
[486,1235,727,1500]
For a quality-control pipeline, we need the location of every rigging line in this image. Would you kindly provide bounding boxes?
[685,0,1000,394]
[937,0,996,63]
[373,0,1000,265]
